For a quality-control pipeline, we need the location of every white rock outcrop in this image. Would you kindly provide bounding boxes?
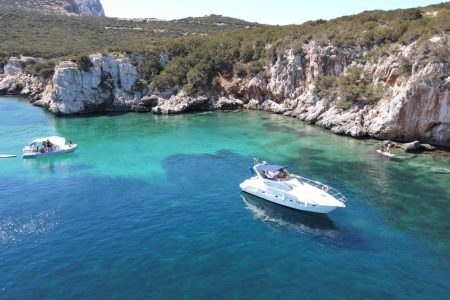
[0,57,46,100]
[152,92,211,114]
[67,0,105,16]
[36,54,141,114]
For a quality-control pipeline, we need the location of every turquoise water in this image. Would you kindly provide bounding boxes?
[1,96,449,299]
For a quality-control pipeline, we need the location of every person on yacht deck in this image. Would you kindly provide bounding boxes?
[46,139,53,149]
[264,170,276,179]
[279,169,289,179]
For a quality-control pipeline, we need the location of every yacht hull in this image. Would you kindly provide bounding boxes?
[23,144,78,158]
[240,180,339,214]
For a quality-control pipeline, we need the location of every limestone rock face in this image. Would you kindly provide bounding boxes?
[4,0,105,17]
[401,141,421,151]
[66,0,105,16]
[213,97,244,110]
[152,92,211,114]
[36,54,141,114]
[0,57,46,101]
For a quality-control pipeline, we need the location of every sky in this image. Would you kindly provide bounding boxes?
[101,0,444,25]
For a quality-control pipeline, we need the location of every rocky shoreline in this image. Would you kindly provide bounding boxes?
[1,38,449,148]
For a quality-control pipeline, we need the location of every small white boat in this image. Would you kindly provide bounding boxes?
[377,149,396,158]
[22,136,77,158]
[240,160,346,214]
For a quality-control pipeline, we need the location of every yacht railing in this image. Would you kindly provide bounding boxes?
[292,175,347,203]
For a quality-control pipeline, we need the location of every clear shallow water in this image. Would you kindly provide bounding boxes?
[0,96,449,299]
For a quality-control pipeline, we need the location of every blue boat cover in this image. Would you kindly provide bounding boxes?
[255,164,286,172]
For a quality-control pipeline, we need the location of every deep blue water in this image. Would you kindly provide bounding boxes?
[1,96,449,299]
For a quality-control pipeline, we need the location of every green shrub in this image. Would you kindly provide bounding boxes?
[240,46,255,63]
[0,50,8,63]
[428,41,450,63]
[313,67,383,109]
[67,53,78,63]
[99,73,113,90]
[151,71,176,91]
[364,45,390,63]
[412,38,450,68]
[137,49,163,81]
[337,67,383,106]
[211,77,221,91]
[24,61,56,79]
[167,42,189,58]
[313,75,338,98]
[234,62,248,77]
[108,50,126,58]
[77,55,93,72]
[131,78,147,92]
[265,45,277,64]
[248,59,265,75]
[365,84,384,104]
[186,62,209,93]
[396,56,413,76]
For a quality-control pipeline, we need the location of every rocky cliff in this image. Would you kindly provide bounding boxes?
[66,0,105,16]
[0,57,47,100]
[220,41,449,147]
[1,0,105,16]
[33,54,140,113]
[1,38,448,147]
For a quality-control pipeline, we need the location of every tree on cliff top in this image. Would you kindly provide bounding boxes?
[77,55,93,72]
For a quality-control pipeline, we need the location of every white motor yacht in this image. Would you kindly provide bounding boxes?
[240,160,346,214]
[22,136,77,158]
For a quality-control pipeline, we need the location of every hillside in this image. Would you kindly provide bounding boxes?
[119,2,450,95]
[0,2,448,60]
[174,14,260,27]
[0,7,261,58]
[0,0,104,16]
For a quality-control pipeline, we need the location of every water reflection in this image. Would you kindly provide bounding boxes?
[240,192,341,238]
[0,210,58,245]
[22,154,89,175]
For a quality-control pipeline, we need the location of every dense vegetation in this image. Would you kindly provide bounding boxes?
[0,7,259,58]
[1,2,449,106]
[314,67,384,109]
[23,61,57,79]
[174,14,259,27]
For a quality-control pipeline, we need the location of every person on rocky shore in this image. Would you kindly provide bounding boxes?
[386,143,393,153]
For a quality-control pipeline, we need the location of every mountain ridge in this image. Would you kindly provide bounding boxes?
[173,14,260,26]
